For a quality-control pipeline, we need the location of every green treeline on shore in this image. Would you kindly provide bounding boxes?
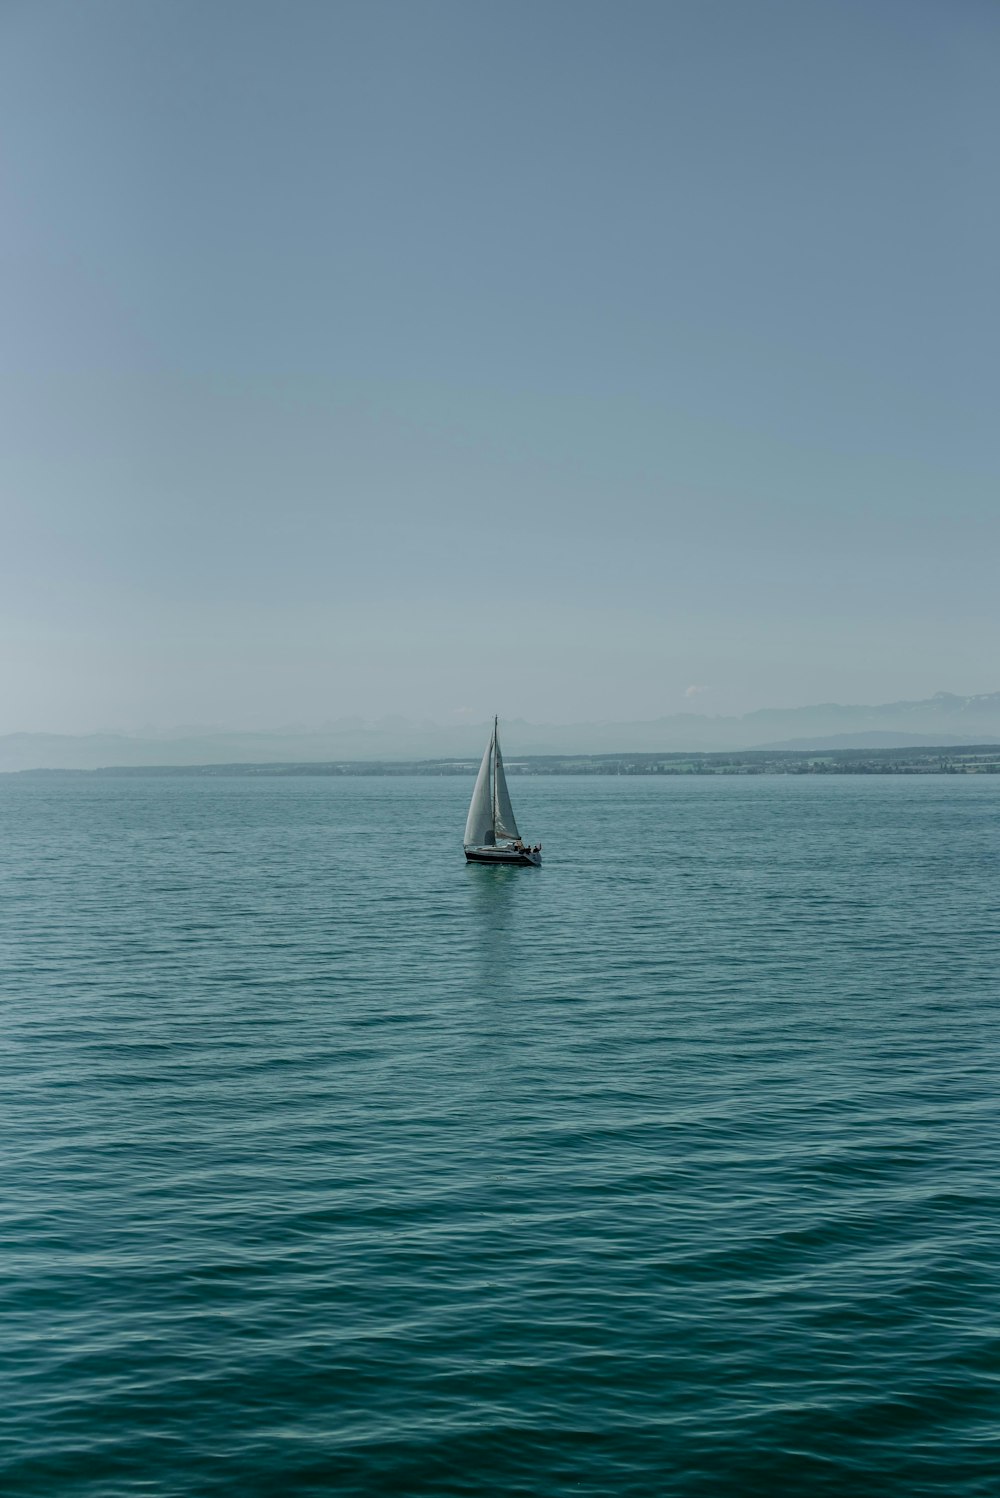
[21,745,1000,777]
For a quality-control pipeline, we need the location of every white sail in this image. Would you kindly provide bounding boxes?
[492,735,520,842]
[464,733,495,847]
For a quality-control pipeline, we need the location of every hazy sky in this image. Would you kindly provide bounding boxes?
[2,0,997,733]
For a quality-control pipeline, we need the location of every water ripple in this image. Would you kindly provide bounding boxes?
[1,774,998,1495]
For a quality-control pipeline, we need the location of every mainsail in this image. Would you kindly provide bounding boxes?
[464,718,520,847]
[492,737,520,842]
[464,733,495,847]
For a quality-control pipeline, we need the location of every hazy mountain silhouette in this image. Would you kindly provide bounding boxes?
[3,692,1000,771]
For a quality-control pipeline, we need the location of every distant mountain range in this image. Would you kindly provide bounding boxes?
[3,692,1000,772]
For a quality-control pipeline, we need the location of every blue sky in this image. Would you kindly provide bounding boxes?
[1,0,997,732]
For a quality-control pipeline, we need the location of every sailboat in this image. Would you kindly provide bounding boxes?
[464,718,541,865]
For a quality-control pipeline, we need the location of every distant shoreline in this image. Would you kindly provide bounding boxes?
[10,744,1000,777]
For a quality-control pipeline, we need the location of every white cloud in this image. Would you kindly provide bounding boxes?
[684,685,710,699]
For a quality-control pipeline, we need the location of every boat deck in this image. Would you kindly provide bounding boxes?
[465,845,541,866]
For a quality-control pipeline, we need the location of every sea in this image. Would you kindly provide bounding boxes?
[2,773,998,1496]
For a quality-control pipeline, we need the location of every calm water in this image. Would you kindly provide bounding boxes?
[2,774,999,1496]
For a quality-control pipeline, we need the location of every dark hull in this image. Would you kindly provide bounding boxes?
[465,847,541,866]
